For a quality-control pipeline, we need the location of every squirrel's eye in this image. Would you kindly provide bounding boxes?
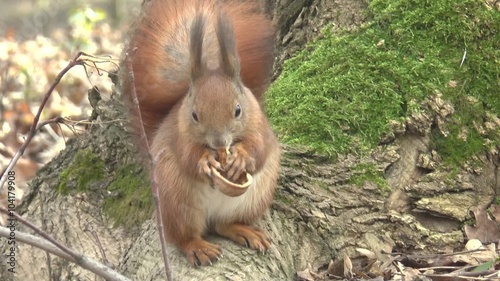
[235,104,242,118]
[192,111,199,123]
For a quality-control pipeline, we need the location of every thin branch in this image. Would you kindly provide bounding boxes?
[124,48,173,281]
[79,53,120,93]
[392,248,490,259]
[62,118,128,126]
[36,117,65,132]
[35,116,127,142]
[423,269,499,280]
[0,226,130,281]
[0,207,76,258]
[416,265,474,271]
[84,224,110,267]
[0,51,124,192]
[0,52,86,192]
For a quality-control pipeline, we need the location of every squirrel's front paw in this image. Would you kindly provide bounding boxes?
[226,143,256,181]
[198,149,221,180]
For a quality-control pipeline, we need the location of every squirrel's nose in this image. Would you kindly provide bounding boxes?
[209,132,232,149]
[212,138,229,149]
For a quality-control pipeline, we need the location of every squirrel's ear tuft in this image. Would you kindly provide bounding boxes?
[190,14,206,82]
[216,12,240,79]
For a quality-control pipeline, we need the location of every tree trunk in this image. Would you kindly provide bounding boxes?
[1,0,498,280]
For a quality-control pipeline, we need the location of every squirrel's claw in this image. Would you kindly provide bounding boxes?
[198,149,221,180]
[226,156,246,181]
[227,143,256,181]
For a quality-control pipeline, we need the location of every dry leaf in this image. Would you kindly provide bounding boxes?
[356,247,376,259]
[296,267,315,281]
[465,206,500,244]
[343,253,353,279]
[452,243,496,266]
[326,258,344,277]
[465,239,483,251]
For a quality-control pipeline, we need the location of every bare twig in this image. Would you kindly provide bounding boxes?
[424,269,499,280]
[84,225,111,267]
[0,52,87,192]
[417,265,474,271]
[62,118,128,126]
[80,52,120,75]
[392,248,490,259]
[36,117,65,132]
[0,226,130,281]
[124,49,173,281]
[0,207,76,258]
[40,190,53,281]
[0,52,121,192]
[35,116,126,140]
[79,52,120,96]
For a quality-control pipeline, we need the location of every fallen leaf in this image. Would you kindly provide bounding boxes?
[356,247,376,259]
[326,258,344,277]
[465,239,483,251]
[452,243,496,266]
[464,206,500,244]
[343,254,353,279]
[296,267,315,281]
[471,260,494,272]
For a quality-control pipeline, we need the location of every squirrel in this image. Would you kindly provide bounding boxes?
[122,0,281,266]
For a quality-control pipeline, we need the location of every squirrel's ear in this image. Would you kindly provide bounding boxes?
[216,12,240,79]
[190,15,206,82]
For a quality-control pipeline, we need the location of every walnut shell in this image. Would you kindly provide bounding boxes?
[210,167,252,197]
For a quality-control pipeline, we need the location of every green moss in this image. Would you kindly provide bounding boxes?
[103,164,154,229]
[313,179,329,190]
[431,124,485,166]
[267,28,404,157]
[274,192,293,205]
[266,0,500,162]
[495,197,500,206]
[58,149,106,194]
[57,149,153,230]
[348,163,390,191]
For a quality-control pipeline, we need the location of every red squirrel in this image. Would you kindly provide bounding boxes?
[123,0,280,266]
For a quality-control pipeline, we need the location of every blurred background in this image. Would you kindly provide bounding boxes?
[1,0,141,39]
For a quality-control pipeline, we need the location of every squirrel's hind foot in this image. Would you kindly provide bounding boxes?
[215,223,271,253]
[180,238,223,266]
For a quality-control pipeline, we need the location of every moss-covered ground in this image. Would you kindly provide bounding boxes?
[58,149,105,194]
[266,0,499,165]
[348,163,390,191]
[102,164,153,229]
[57,148,153,230]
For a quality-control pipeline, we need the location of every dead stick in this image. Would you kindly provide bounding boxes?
[0,226,130,281]
[124,48,173,281]
[392,248,490,259]
[0,207,77,258]
[0,52,85,192]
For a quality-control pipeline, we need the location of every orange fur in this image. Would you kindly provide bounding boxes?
[123,0,280,266]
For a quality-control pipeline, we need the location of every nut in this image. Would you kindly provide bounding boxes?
[217,148,229,169]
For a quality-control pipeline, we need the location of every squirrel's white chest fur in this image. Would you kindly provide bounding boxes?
[199,171,263,224]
